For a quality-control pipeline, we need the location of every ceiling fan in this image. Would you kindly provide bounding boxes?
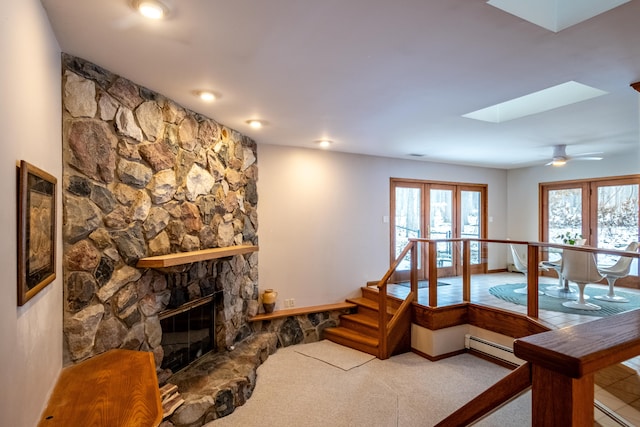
[546,144,603,166]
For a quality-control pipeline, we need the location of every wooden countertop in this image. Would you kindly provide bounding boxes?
[38,349,162,427]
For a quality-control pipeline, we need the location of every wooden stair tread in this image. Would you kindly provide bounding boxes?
[324,283,414,360]
[324,327,379,348]
[346,297,396,316]
[341,313,378,329]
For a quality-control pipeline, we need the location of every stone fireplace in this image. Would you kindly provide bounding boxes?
[60,54,260,373]
[58,53,354,427]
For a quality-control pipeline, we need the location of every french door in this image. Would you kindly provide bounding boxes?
[541,175,640,287]
[391,179,487,281]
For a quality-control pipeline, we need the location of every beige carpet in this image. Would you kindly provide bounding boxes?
[205,344,531,426]
[294,340,376,371]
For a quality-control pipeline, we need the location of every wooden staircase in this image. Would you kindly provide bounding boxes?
[323,286,411,358]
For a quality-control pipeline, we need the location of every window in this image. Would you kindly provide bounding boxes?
[540,175,640,286]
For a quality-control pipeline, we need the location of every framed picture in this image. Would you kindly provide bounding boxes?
[17,160,57,306]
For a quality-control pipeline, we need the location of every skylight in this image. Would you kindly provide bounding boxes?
[487,0,630,32]
[462,81,608,123]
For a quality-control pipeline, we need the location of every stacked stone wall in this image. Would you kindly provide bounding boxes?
[61,54,259,367]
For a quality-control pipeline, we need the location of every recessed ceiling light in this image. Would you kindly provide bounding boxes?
[246,119,267,129]
[132,0,169,20]
[193,90,220,102]
[462,81,607,123]
[315,139,333,149]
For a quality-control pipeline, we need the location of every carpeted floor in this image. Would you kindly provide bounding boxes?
[205,342,530,426]
[294,340,375,371]
[489,283,640,317]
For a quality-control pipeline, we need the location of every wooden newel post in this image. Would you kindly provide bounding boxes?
[530,365,594,426]
[378,280,388,359]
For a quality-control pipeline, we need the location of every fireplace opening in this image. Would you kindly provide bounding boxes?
[160,293,218,373]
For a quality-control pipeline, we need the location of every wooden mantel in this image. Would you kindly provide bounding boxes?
[136,245,259,268]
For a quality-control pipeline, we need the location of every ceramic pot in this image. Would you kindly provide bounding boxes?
[262,289,277,313]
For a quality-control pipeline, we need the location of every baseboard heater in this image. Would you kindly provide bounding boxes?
[464,334,524,366]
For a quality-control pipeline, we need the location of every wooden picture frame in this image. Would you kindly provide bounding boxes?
[17,160,57,306]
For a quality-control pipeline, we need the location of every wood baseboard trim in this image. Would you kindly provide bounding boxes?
[411,347,467,362]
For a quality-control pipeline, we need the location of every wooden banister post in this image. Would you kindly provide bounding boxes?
[410,242,418,295]
[462,240,471,302]
[428,241,438,307]
[526,244,539,317]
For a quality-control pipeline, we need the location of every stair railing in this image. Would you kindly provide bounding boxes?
[436,309,640,425]
[428,241,640,425]
[376,238,471,358]
[377,240,417,359]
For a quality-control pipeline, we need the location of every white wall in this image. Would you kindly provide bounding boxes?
[257,144,507,308]
[0,1,62,426]
[506,147,640,241]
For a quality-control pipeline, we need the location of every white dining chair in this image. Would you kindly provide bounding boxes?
[543,239,587,300]
[561,249,603,311]
[595,242,639,303]
[509,244,543,295]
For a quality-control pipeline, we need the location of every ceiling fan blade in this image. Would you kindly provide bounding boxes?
[572,151,604,157]
[570,156,603,161]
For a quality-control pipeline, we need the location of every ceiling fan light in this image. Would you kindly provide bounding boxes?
[133,0,169,20]
[551,157,567,166]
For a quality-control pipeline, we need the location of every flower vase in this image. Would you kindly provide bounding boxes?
[262,289,277,313]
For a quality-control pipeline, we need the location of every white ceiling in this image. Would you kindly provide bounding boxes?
[40,0,640,169]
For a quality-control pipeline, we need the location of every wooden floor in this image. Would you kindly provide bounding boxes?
[383,271,640,426]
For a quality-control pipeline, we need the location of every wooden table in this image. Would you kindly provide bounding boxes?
[38,349,162,427]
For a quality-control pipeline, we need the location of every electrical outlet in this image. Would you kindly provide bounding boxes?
[289,298,295,308]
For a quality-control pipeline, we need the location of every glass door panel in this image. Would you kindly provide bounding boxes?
[596,184,639,272]
[430,188,454,272]
[393,186,423,279]
[460,190,481,265]
[548,188,583,246]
